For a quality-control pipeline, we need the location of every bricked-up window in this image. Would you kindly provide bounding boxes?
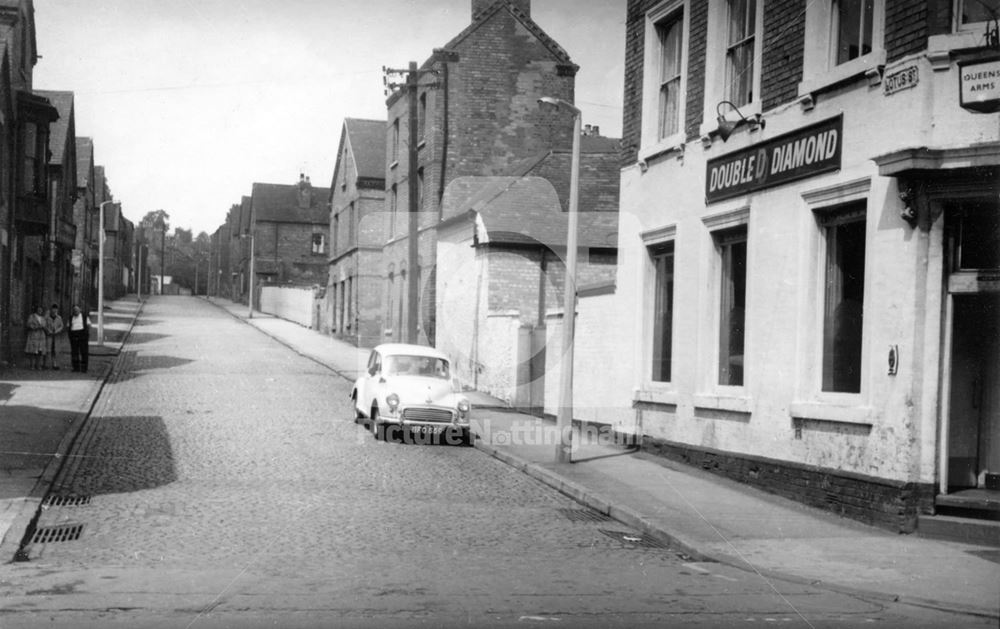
[333,213,339,256]
[418,92,427,143]
[959,0,1000,26]
[726,0,756,106]
[417,167,425,210]
[348,202,355,247]
[22,121,47,195]
[833,0,873,65]
[818,203,866,393]
[716,227,747,386]
[389,185,398,237]
[312,233,325,255]
[650,241,675,382]
[656,10,684,139]
[391,119,400,163]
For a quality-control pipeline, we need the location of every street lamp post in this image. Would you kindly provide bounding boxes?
[538,96,581,464]
[247,229,255,319]
[97,200,116,346]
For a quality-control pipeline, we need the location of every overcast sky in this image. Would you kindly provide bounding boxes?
[33,0,626,235]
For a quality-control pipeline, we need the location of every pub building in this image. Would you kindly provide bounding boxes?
[601,2,999,538]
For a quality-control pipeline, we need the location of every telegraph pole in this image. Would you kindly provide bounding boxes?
[406,61,420,344]
[383,60,449,345]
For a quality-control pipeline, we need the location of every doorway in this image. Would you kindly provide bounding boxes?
[947,294,1000,490]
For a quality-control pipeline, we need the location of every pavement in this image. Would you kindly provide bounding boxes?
[2,295,997,619]
[0,296,144,559]
[207,296,999,620]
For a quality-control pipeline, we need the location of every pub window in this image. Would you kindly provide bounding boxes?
[650,241,675,382]
[817,202,866,393]
[832,0,874,65]
[656,8,684,140]
[715,227,747,386]
[725,0,757,106]
[957,0,1000,30]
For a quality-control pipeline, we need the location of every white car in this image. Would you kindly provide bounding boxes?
[351,343,472,445]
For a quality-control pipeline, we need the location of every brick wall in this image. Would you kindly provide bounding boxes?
[639,434,937,532]
[885,0,935,62]
[523,151,621,213]
[256,221,327,285]
[761,0,805,111]
[622,0,653,167]
[685,0,708,141]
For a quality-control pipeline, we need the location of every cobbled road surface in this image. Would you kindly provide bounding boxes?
[0,297,990,628]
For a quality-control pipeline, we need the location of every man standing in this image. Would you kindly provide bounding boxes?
[45,304,64,370]
[68,305,92,374]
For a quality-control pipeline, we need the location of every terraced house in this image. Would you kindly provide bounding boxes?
[583,0,999,538]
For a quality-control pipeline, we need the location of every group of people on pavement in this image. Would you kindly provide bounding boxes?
[24,304,92,372]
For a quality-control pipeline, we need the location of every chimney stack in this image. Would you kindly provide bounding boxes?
[472,0,530,21]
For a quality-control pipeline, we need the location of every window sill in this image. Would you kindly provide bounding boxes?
[789,401,873,425]
[638,135,686,166]
[798,50,886,97]
[634,387,678,406]
[693,393,751,414]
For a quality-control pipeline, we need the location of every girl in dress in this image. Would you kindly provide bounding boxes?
[25,306,47,370]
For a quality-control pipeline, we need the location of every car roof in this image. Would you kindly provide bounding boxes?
[373,343,450,361]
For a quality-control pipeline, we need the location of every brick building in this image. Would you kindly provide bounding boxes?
[587,0,1000,534]
[324,118,385,347]
[36,90,77,317]
[0,0,61,365]
[377,0,621,346]
[246,176,330,306]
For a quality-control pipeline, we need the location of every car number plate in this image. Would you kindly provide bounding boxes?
[412,425,445,435]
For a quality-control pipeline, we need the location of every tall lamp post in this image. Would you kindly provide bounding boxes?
[538,96,581,464]
[97,200,117,346]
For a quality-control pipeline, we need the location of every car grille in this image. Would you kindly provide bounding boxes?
[403,407,454,423]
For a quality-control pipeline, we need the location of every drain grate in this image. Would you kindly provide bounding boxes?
[598,528,670,549]
[558,508,614,523]
[44,495,92,507]
[31,524,84,544]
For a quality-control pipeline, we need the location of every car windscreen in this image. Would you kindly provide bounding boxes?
[383,355,450,379]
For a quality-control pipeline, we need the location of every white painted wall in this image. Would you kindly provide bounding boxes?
[613,53,998,484]
[259,285,315,328]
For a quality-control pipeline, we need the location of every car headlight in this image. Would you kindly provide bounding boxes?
[457,398,470,418]
[386,393,400,412]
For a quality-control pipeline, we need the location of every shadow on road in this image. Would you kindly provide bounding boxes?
[56,415,177,496]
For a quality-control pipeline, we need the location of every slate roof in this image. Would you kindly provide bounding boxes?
[344,118,385,181]
[434,0,575,70]
[35,90,73,166]
[251,180,330,224]
[75,137,93,188]
[441,176,617,249]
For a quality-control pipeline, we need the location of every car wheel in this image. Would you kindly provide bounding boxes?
[370,407,384,441]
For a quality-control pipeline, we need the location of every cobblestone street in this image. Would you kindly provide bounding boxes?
[0,297,990,628]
